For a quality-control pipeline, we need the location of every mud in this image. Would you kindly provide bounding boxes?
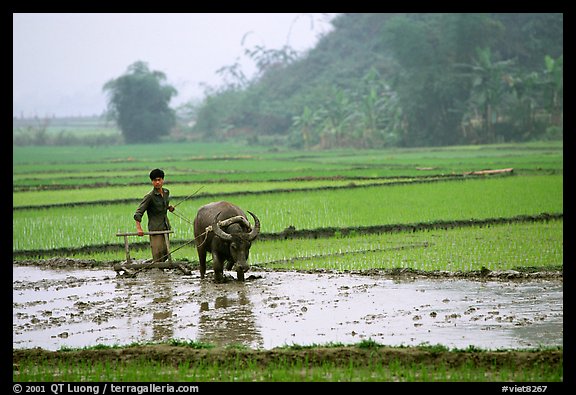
[13,261,562,352]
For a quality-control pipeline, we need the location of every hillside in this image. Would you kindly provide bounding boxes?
[191,13,563,148]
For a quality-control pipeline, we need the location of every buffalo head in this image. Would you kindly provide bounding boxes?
[211,211,260,276]
[194,201,261,282]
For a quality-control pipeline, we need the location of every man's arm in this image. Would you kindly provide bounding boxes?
[134,192,151,236]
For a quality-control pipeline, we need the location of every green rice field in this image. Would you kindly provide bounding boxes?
[13,141,563,269]
[12,141,564,383]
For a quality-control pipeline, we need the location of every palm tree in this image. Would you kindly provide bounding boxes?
[467,47,514,143]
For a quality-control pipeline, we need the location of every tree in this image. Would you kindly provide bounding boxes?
[291,105,322,149]
[103,61,177,143]
[384,14,495,146]
[466,47,515,143]
[542,55,563,127]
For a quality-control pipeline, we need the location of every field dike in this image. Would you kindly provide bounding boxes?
[13,344,562,372]
[13,257,562,280]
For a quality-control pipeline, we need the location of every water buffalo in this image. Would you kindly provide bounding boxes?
[193,201,260,283]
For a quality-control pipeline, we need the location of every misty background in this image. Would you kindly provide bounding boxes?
[13,13,336,118]
[13,13,562,148]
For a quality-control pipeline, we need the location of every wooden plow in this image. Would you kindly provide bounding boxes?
[113,230,193,276]
[113,215,251,277]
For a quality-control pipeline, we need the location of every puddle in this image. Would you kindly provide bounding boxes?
[13,265,563,351]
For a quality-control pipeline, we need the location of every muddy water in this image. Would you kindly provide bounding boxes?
[13,265,562,351]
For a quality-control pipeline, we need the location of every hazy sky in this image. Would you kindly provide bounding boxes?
[13,13,337,118]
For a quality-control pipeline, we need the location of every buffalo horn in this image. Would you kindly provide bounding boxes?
[212,212,233,241]
[218,215,251,230]
[247,211,261,240]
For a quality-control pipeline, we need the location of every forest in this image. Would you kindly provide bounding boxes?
[189,13,563,148]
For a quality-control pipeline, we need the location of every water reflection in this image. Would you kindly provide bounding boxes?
[13,266,563,351]
[197,284,263,348]
[114,270,175,342]
[150,274,174,341]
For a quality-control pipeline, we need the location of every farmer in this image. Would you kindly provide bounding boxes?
[134,168,175,262]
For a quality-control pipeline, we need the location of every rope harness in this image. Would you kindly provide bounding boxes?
[136,215,251,264]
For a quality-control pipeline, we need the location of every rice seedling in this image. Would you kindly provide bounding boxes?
[33,220,562,275]
[13,175,562,252]
[13,177,419,208]
[250,220,562,272]
[13,343,563,382]
[13,141,562,190]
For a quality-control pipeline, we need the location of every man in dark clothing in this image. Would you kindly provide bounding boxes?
[134,168,175,262]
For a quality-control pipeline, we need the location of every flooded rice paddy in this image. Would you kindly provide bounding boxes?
[13,264,562,351]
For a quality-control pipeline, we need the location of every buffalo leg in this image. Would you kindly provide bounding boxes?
[236,270,245,282]
[198,248,206,279]
[212,253,225,283]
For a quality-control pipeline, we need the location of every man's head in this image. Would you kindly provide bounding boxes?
[149,168,165,180]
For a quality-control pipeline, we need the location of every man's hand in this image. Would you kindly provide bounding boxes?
[135,221,144,236]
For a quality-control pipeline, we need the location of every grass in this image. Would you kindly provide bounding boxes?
[13,341,563,382]
[13,358,561,381]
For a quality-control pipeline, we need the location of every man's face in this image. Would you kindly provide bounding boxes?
[152,177,164,190]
